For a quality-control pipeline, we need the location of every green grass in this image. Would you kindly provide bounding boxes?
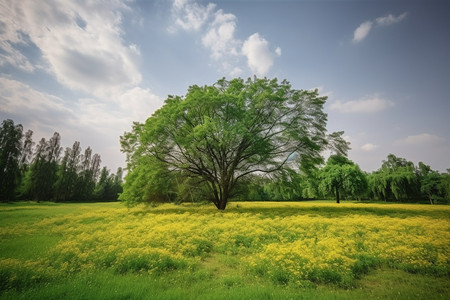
[0,201,449,299]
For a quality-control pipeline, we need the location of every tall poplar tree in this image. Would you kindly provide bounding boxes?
[0,119,23,201]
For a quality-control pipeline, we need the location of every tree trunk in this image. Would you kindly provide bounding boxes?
[336,186,340,204]
[429,195,433,205]
[218,199,227,210]
[217,185,229,210]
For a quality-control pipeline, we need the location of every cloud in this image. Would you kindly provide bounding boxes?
[202,10,239,59]
[352,12,407,43]
[376,12,408,27]
[330,96,394,113]
[361,143,379,151]
[0,77,75,129]
[353,21,373,43]
[275,47,282,56]
[170,0,280,77]
[117,87,163,123]
[170,0,215,32]
[397,133,445,146]
[0,76,162,172]
[242,33,277,77]
[0,0,141,98]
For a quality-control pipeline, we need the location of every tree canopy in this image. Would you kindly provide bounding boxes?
[318,155,367,203]
[121,77,349,209]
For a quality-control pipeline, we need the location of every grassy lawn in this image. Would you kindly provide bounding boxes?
[0,201,449,299]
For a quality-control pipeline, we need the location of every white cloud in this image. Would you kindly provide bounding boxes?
[171,0,215,32]
[397,133,445,146]
[242,33,277,77]
[361,143,379,151]
[0,0,141,98]
[0,77,73,118]
[170,0,280,77]
[202,10,239,59]
[352,12,407,43]
[353,21,373,43]
[275,47,282,57]
[330,96,395,113]
[376,12,408,27]
[117,87,163,123]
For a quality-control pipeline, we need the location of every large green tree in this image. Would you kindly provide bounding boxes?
[318,155,367,203]
[121,77,348,209]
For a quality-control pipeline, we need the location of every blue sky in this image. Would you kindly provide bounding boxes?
[0,0,449,173]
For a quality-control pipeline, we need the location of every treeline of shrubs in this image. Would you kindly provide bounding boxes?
[0,119,122,202]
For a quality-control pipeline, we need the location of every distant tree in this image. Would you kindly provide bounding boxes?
[318,155,367,203]
[263,169,303,201]
[94,166,110,201]
[0,119,23,201]
[417,162,443,205]
[21,133,62,202]
[18,129,34,172]
[420,172,441,205]
[94,167,122,201]
[440,170,450,201]
[368,154,419,202]
[121,77,349,209]
[55,141,81,201]
[368,171,392,201]
[74,147,101,201]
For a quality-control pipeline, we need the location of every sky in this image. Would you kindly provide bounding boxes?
[0,0,449,173]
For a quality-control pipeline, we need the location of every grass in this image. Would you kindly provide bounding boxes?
[0,201,449,299]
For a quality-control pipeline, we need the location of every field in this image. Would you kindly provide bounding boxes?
[0,201,449,299]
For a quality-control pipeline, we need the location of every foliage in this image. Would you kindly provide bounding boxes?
[318,155,367,203]
[0,119,23,201]
[95,167,123,202]
[367,154,449,203]
[121,77,349,209]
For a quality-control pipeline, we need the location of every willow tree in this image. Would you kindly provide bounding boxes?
[121,77,348,210]
[318,155,367,203]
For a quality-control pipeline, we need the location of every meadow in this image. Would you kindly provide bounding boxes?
[0,201,449,299]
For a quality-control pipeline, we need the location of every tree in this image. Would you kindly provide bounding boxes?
[121,77,349,209]
[74,147,101,201]
[119,155,174,206]
[318,155,367,203]
[417,162,443,205]
[21,133,62,202]
[95,167,123,201]
[368,154,419,202]
[420,172,441,205]
[0,119,23,201]
[440,170,450,202]
[263,169,303,201]
[18,129,34,172]
[55,141,81,202]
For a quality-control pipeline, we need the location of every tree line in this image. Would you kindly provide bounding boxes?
[119,77,449,209]
[0,119,123,202]
[241,153,450,204]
